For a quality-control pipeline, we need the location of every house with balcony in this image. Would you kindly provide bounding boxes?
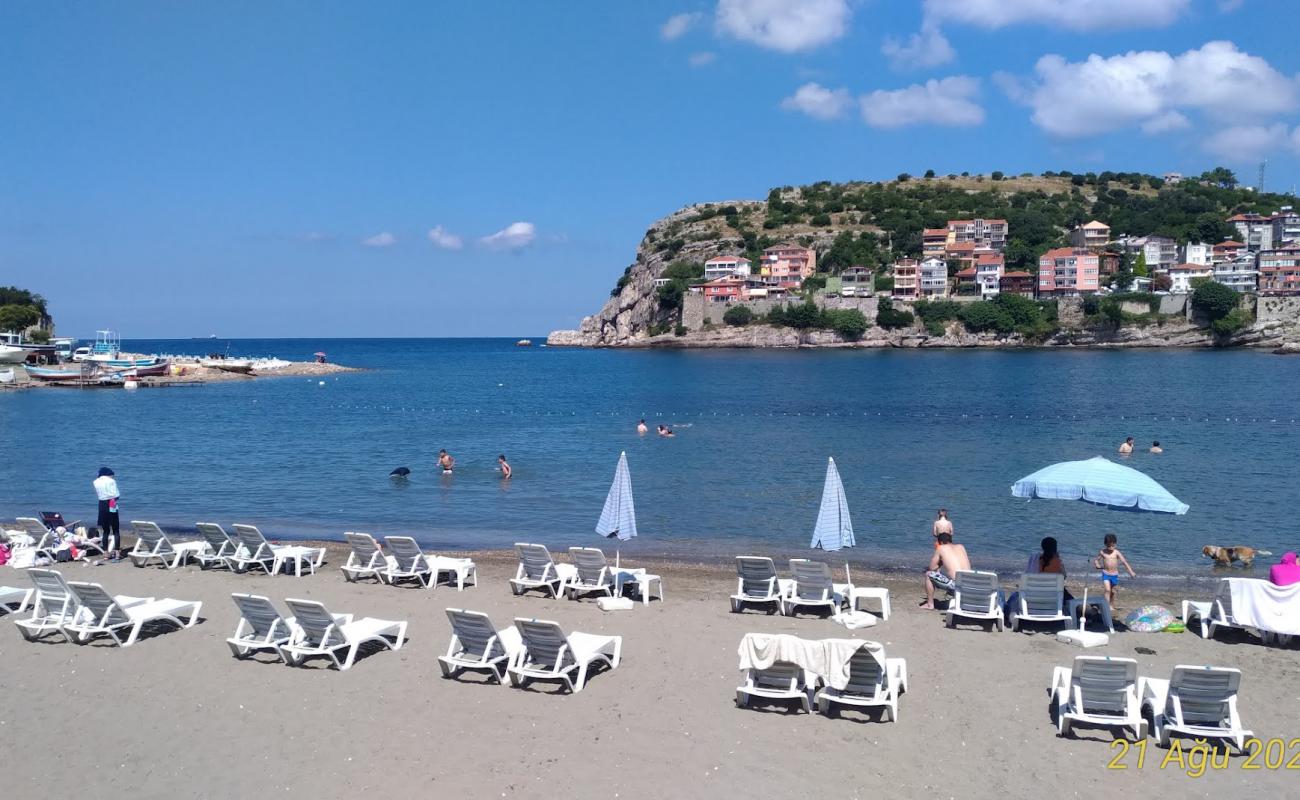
[954,267,977,294]
[1182,241,1213,266]
[1166,263,1214,294]
[1228,213,1274,252]
[839,266,874,297]
[1212,259,1258,293]
[693,276,748,303]
[1212,239,1247,264]
[919,257,949,298]
[922,228,948,259]
[1273,207,1300,246]
[1258,247,1300,294]
[1069,220,1111,251]
[891,258,919,299]
[1037,247,1101,296]
[1115,235,1178,272]
[703,255,752,281]
[946,218,1008,252]
[999,271,1035,297]
[975,252,1004,297]
[761,243,816,288]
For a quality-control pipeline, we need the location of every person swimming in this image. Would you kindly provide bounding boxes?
[497,454,512,479]
[437,449,455,473]
[637,419,648,435]
[657,424,674,437]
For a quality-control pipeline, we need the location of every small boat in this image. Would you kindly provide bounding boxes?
[74,330,163,367]
[25,363,127,385]
[0,344,26,364]
[200,357,254,374]
[516,339,533,347]
[122,360,170,378]
[0,368,15,384]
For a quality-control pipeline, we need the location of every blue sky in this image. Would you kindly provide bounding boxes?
[3,1,1298,337]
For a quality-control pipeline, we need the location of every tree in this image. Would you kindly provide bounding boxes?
[897,173,911,182]
[876,298,914,329]
[810,212,832,227]
[958,302,1014,333]
[1132,251,1148,277]
[0,304,40,333]
[722,305,753,326]
[825,308,869,340]
[1199,167,1238,189]
[1192,281,1240,322]
[924,169,936,179]
[785,301,824,329]
[991,171,1005,181]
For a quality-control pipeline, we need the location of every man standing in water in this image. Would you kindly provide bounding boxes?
[497,454,512,479]
[1118,437,1134,454]
[931,509,953,546]
[636,419,648,435]
[93,467,121,560]
[438,449,455,473]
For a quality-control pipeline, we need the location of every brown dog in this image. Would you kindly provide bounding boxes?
[1202,545,1271,567]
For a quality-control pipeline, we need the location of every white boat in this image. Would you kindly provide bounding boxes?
[0,344,26,364]
[0,367,15,384]
[74,330,163,368]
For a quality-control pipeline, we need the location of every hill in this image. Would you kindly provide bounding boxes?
[550,168,1299,347]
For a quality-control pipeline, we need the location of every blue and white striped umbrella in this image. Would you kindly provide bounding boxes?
[1011,456,1189,514]
[596,451,638,541]
[810,457,855,551]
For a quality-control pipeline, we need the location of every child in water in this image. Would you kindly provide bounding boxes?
[1092,533,1136,607]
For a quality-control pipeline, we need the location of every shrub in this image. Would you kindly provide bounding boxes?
[874,275,894,292]
[991,171,1004,181]
[897,173,911,182]
[825,308,869,340]
[876,298,914,329]
[924,169,936,178]
[785,301,824,330]
[958,302,1014,333]
[1192,281,1240,322]
[723,305,754,326]
[810,213,832,227]
[1211,308,1251,337]
[674,324,687,337]
[914,299,961,323]
[923,318,946,337]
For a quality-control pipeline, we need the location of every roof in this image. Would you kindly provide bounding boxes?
[705,255,750,264]
[922,228,948,237]
[1001,271,1033,278]
[946,242,977,253]
[1081,220,1110,230]
[1215,239,1245,247]
[956,267,976,278]
[693,277,747,287]
[1167,263,1210,272]
[764,242,810,253]
[1227,213,1267,222]
[976,253,1004,265]
[947,218,1007,226]
[1040,246,1093,259]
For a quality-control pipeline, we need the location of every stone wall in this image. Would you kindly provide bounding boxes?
[1256,295,1300,324]
[685,294,880,329]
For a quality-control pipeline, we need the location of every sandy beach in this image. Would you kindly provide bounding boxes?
[2,544,1295,800]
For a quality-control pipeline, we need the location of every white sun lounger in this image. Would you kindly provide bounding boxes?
[781,559,845,617]
[1010,573,1073,632]
[280,598,406,671]
[736,661,813,713]
[15,569,133,643]
[509,543,575,597]
[438,608,523,684]
[507,618,622,693]
[1050,655,1145,740]
[230,524,325,576]
[1182,579,1255,641]
[815,642,908,722]
[61,581,201,647]
[731,556,786,613]
[0,585,33,614]
[381,536,476,590]
[341,532,390,583]
[565,547,615,601]
[946,570,1004,632]
[16,516,105,561]
[226,593,351,661]
[1141,665,1252,751]
[194,523,238,570]
[127,521,208,569]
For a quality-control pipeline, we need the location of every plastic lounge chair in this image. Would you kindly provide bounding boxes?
[945,571,1004,632]
[565,547,614,601]
[226,593,351,661]
[731,557,785,614]
[230,524,324,576]
[15,517,91,562]
[39,511,81,533]
[1050,655,1145,740]
[341,532,389,583]
[1142,665,1252,751]
[507,618,622,693]
[194,523,238,570]
[280,598,406,671]
[815,642,909,722]
[34,511,104,558]
[781,559,845,617]
[61,581,201,647]
[127,521,206,569]
[736,661,813,713]
[1010,573,1074,632]
[1182,579,1252,641]
[0,585,33,615]
[382,536,435,588]
[14,568,99,642]
[438,608,523,684]
[509,543,575,597]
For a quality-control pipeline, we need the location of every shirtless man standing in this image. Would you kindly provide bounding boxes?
[438,449,456,473]
[931,509,953,546]
[1118,437,1134,455]
[921,532,970,609]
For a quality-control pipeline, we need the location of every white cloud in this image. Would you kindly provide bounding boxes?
[1218,0,1244,11]
[781,82,852,120]
[715,0,851,53]
[688,51,718,67]
[362,232,396,248]
[660,12,701,41]
[1202,123,1290,160]
[859,76,984,129]
[922,0,1189,31]
[881,24,955,71]
[480,221,536,250]
[426,225,463,250]
[1140,111,1191,134]
[299,231,333,243]
[1007,41,1300,137]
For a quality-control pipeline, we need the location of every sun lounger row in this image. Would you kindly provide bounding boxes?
[731,557,890,619]
[506,543,662,604]
[340,532,477,589]
[1051,655,1252,750]
[227,594,406,670]
[735,632,907,720]
[133,522,326,576]
[439,608,622,692]
[10,515,107,563]
[11,568,201,647]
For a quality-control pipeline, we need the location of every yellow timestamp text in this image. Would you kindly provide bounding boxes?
[1107,738,1300,776]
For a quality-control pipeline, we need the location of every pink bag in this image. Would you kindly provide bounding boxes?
[0,543,10,566]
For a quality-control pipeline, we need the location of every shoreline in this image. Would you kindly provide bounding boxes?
[0,358,362,390]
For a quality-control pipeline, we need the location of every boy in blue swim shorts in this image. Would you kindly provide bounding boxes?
[1093,533,1136,607]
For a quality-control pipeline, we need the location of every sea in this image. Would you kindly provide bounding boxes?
[3,338,1298,585]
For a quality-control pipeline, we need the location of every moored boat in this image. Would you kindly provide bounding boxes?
[516,339,533,347]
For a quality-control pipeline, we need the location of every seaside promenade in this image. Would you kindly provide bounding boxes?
[2,546,1294,799]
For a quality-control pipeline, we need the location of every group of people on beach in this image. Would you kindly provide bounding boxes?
[919,508,1137,618]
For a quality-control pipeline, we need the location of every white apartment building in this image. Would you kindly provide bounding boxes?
[1212,259,1259,293]
[918,257,949,298]
[703,255,752,281]
[1273,208,1300,246]
[975,254,1003,297]
[1228,214,1274,252]
[1182,242,1213,266]
[1166,264,1214,294]
[1116,235,1178,271]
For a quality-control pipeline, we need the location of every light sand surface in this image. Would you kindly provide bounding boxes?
[3,547,1297,800]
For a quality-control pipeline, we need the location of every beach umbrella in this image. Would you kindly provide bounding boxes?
[596,451,637,557]
[810,457,855,551]
[1011,456,1189,515]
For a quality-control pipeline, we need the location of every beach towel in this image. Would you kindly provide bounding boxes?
[1228,577,1300,636]
[1123,604,1175,632]
[821,638,886,690]
[596,596,634,612]
[832,609,878,630]
[737,633,880,691]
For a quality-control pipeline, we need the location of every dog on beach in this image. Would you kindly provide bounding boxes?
[1201,545,1271,567]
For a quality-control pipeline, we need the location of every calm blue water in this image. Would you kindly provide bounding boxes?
[3,338,1298,578]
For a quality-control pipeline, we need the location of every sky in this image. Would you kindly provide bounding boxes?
[3,0,1299,338]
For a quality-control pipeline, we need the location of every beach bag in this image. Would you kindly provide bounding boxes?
[0,543,9,566]
[1124,604,1175,632]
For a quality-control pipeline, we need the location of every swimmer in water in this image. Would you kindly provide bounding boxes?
[497,454,512,479]
[438,449,455,473]
[1118,437,1134,455]
[931,508,953,547]
[1149,441,1162,454]
[637,419,648,435]
[657,424,674,438]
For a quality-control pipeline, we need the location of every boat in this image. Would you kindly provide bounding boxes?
[0,332,57,364]
[73,330,164,368]
[0,368,14,384]
[25,363,127,385]
[199,356,254,374]
[516,339,533,347]
[0,344,25,364]
[23,364,87,382]
[121,360,170,378]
